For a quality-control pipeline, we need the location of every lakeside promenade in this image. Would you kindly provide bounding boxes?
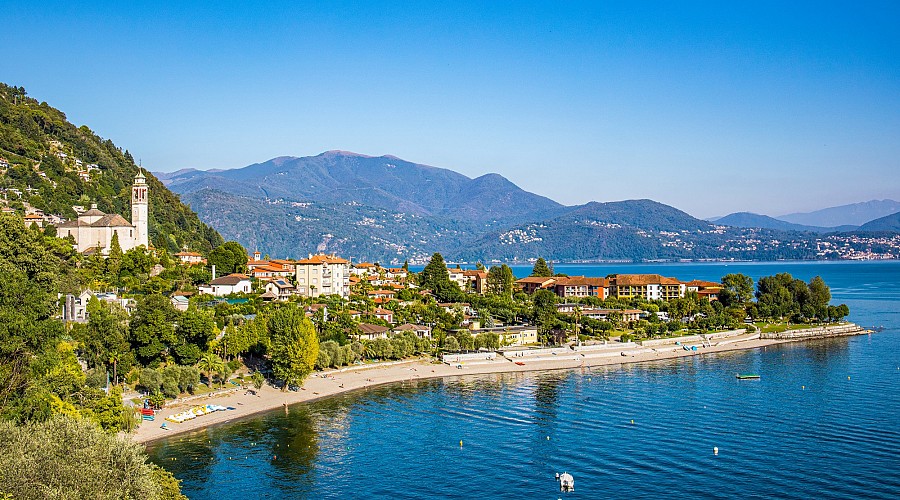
[132,323,869,444]
[133,330,790,444]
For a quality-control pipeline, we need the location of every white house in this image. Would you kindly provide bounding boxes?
[199,273,252,296]
[393,323,432,339]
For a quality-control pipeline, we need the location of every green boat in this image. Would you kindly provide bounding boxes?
[736,374,760,380]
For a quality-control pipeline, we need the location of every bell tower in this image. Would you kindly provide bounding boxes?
[131,171,149,248]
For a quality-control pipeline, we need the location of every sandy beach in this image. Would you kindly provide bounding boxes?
[132,332,790,444]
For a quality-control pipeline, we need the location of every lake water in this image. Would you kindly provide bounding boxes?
[147,261,900,499]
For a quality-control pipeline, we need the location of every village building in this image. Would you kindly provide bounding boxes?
[373,308,394,324]
[170,295,190,312]
[356,323,390,341]
[56,172,149,255]
[175,251,205,265]
[393,323,432,338]
[199,273,252,296]
[515,276,557,294]
[264,279,296,301]
[294,254,351,298]
[469,325,538,347]
[610,274,686,301]
[462,269,488,295]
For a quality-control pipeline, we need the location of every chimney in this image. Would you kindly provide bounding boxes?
[211,265,216,281]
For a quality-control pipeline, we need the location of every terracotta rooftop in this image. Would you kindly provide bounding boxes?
[615,274,682,286]
[297,254,349,265]
[358,323,389,334]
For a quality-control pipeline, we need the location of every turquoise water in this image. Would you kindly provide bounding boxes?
[148,261,900,499]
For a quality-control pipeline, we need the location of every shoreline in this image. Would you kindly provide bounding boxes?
[132,332,784,445]
[132,325,869,445]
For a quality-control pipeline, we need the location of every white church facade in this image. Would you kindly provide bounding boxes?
[57,172,149,255]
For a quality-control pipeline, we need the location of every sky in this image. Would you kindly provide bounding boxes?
[2,1,899,218]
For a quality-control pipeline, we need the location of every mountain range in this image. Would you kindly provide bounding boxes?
[778,199,900,227]
[158,151,898,264]
[710,212,858,233]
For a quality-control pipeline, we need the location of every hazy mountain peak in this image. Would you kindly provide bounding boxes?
[319,150,375,158]
[779,199,900,227]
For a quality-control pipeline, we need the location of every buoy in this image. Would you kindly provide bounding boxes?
[631,420,635,425]
[546,436,550,440]
[714,447,719,455]
[460,440,463,447]
[802,385,805,390]
[847,376,851,380]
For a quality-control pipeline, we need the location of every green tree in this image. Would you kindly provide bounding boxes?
[0,416,186,499]
[419,252,463,303]
[720,273,754,307]
[808,276,831,321]
[532,289,558,341]
[531,257,552,277]
[268,306,319,390]
[174,309,216,365]
[251,371,265,394]
[74,300,132,384]
[106,232,123,282]
[196,353,224,387]
[487,264,516,297]
[208,241,248,275]
[128,294,179,366]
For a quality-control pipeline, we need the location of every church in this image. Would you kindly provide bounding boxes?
[57,171,149,255]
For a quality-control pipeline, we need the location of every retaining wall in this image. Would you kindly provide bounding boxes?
[760,323,864,340]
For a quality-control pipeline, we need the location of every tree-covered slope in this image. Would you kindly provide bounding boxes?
[857,211,900,232]
[456,200,823,262]
[0,83,222,254]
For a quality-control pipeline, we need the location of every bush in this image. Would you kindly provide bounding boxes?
[0,416,186,499]
[138,368,162,394]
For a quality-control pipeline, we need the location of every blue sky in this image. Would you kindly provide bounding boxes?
[2,1,898,218]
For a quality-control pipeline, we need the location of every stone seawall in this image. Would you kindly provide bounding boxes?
[760,323,865,340]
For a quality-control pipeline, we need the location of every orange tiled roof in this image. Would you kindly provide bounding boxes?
[516,277,557,284]
[297,254,349,265]
[615,274,682,286]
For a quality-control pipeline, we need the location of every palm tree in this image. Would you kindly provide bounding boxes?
[196,353,224,388]
[251,371,265,396]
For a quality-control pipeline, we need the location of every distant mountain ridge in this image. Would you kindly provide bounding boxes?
[161,151,876,263]
[779,199,900,227]
[162,151,563,224]
[712,212,857,233]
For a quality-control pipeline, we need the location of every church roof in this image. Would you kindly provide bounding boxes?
[80,208,106,217]
[92,214,133,227]
[58,214,133,228]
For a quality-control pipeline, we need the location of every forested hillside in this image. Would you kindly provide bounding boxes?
[0,83,222,253]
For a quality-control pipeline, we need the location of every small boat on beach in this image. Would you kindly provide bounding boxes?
[736,374,760,380]
[515,361,525,366]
